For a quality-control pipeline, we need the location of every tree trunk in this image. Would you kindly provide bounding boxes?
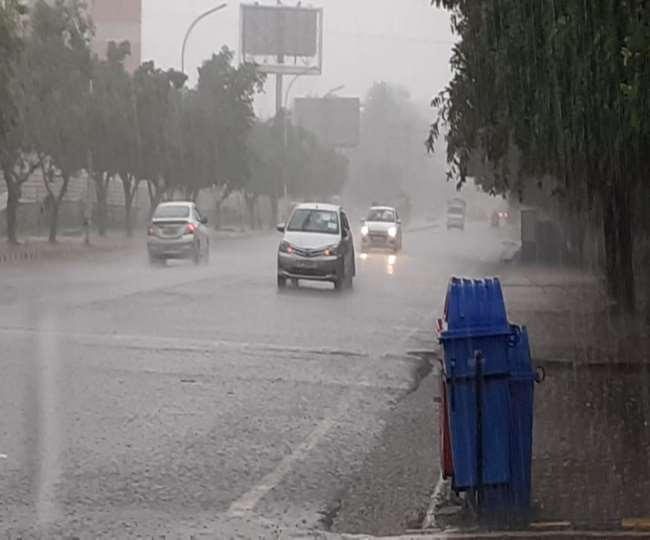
[602,182,636,314]
[613,183,635,314]
[146,180,163,219]
[94,173,109,237]
[269,193,279,229]
[48,199,60,243]
[245,195,257,230]
[5,180,20,245]
[122,175,138,237]
[602,188,618,301]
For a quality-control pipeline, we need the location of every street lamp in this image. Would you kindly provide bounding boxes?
[181,3,228,74]
[324,85,345,98]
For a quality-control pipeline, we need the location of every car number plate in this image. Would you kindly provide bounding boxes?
[297,260,316,268]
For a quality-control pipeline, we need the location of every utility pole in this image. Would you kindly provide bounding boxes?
[275,0,285,224]
[84,79,94,246]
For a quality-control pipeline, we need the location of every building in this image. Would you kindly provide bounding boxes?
[90,0,142,73]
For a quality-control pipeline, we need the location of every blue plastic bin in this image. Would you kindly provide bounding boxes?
[439,277,537,519]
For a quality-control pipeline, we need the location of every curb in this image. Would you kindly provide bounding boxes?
[0,248,40,264]
[0,240,133,267]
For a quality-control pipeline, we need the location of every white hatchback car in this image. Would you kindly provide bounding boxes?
[360,206,403,252]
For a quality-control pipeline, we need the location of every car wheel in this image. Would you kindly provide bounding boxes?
[277,275,287,290]
[148,253,162,266]
[346,269,354,289]
[334,259,348,291]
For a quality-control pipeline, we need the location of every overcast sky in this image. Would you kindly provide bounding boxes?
[142,0,455,118]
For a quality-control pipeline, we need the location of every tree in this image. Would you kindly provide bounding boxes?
[194,47,265,226]
[349,82,433,212]
[0,0,30,244]
[131,61,186,217]
[88,41,137,236]
[26,0,93,243]
[430,1,650,314]
[246,119,349,227]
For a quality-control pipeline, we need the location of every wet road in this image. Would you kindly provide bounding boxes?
[0,224,507,538]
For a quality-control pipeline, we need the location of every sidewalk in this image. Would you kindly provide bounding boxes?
[0,233,141,265]
[0,228,266,266]
[498,263,650,530]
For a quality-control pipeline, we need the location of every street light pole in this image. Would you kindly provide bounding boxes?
[85,79,94,246]
[324,84,345,98]
[181,3,228,74]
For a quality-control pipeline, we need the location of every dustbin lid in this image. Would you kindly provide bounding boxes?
[440,277,510,339]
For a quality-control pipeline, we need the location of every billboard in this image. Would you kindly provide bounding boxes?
[294,97,361,148]
[240,4,323,75]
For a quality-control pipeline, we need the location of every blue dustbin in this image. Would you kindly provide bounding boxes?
[439,277,537,520]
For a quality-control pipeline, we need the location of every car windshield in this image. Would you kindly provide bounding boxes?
[153,205,190,219]
[287,209,339,234]
[366,209,396,222]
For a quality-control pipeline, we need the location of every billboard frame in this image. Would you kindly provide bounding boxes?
[239,3,323,76]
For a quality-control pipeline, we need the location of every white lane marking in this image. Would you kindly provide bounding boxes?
[35,314,63,528]
[0,327,367,359]
[0,454,8,459]
[227,417,338,517]
[226,314,436,519]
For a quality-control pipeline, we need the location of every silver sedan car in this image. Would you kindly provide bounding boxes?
[147,201,210,265]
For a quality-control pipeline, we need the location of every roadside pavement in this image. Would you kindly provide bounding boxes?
[0,228,266,266]
[0,233,141,265]
[493,263,648,531]
[383,260,650,539]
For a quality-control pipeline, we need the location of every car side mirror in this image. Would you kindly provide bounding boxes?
[200,217,208,225]
[276,223,286,233]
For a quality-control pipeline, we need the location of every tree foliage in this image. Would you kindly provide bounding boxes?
[349,82,431,217]
[430,0,650,313]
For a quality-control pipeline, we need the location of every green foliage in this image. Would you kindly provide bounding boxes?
[0,0,25,150]
[431,0,650,312]
[3,5,267,241]
[350,82,430,206]
[247,119,348,202]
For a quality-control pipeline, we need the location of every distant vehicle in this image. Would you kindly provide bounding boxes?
[147,201,210,265]
[491,209,512,227]
[360,205,403,252]
[446,198,466,231]
[276,203,356,291]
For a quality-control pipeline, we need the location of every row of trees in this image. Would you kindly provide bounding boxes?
[0,0,348,243]
[430,1,650,314]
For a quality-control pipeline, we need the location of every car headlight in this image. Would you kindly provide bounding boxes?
[323,244,339,257]
[361,225,369,236]
[388,226,398,238]
[279,241,294,254]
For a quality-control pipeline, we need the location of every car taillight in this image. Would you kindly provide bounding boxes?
[147,225,155,236]
[185,223,197,234]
